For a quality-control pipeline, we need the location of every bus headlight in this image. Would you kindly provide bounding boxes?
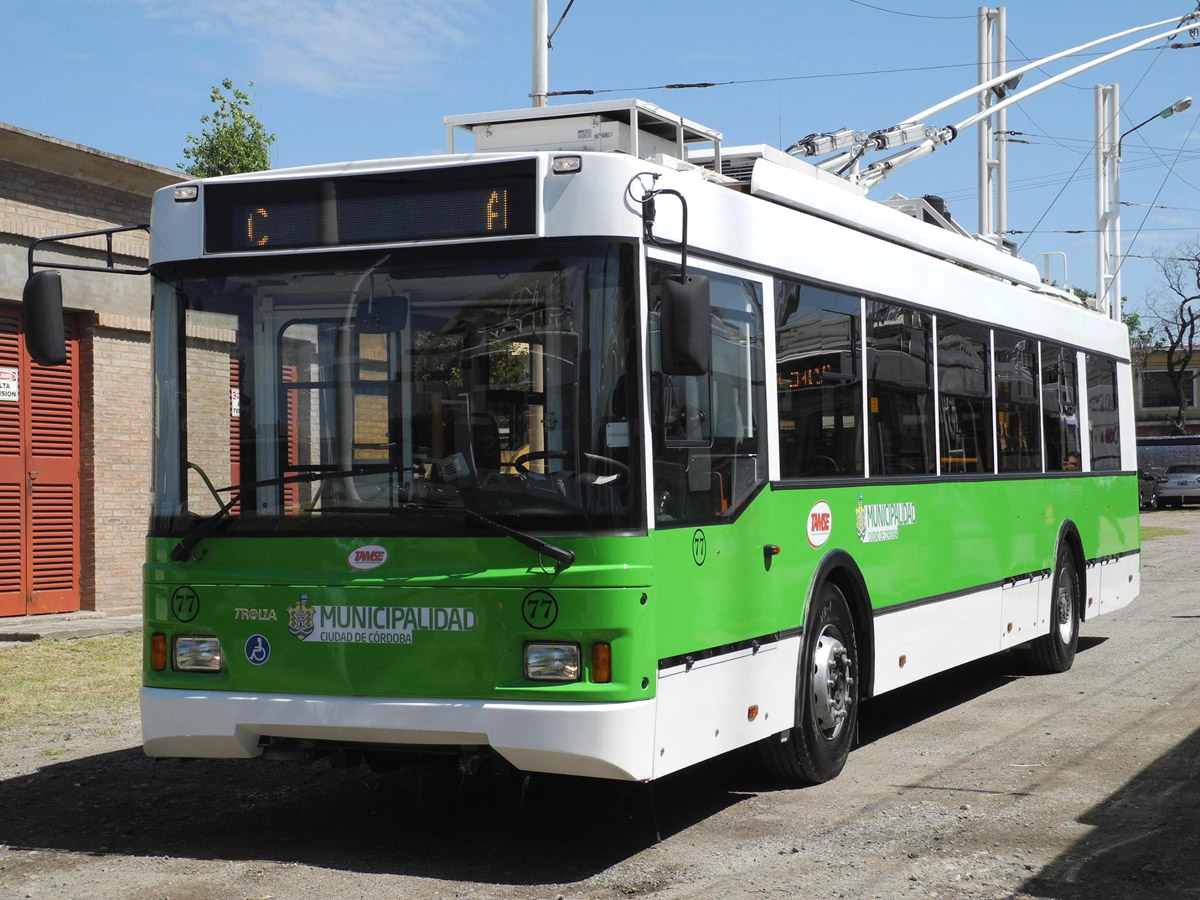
[174,636,223,672]
[524,642,581,682]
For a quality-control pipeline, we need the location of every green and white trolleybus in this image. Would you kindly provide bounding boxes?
[26,98,1140,785]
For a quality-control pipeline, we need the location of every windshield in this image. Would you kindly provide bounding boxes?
[150,241,641,536]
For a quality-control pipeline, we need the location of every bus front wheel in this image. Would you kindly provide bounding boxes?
[1027,546,1080,674]
[760,582,859,784]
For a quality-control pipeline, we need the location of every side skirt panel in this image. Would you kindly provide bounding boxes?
[652,636,801,779]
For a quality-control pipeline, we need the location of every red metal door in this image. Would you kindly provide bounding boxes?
[0,307,80,616]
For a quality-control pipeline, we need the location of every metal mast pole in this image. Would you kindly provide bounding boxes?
[996,7,1008,248]
[1095,84,1120,318]
[977,7,1007,250]
[532,0,549,108]
[977,8,992,241]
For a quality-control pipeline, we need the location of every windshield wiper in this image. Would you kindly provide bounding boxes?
[459,507,575,571]
[392,500,574,571]
[169,466,389,562]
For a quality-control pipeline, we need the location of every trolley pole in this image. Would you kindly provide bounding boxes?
[532,0,549,108]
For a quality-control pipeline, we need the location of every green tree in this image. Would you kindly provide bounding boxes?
[180,78,276,177]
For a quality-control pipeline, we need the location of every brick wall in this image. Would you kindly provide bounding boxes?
[80,318,152,613]
[0,159,150,260]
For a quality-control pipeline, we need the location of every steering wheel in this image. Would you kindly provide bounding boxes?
[509,450,631,479]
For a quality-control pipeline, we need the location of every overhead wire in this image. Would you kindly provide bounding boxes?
[546,45,1190,98]
[844,0,976,19]
[1006,34,1092,91]
[547,0,576,47]
[1007,226,1200,234]
[1121,200,1200,212]
[998,131,1200,154]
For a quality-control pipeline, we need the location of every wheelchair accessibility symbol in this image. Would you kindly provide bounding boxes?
[245,634,271,666]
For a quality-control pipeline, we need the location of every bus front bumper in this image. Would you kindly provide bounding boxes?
[140,687,656,781]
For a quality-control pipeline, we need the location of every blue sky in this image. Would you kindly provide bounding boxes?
[3,0,1198,312]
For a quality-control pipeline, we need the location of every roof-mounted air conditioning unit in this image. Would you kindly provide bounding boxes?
[445,98,722,166]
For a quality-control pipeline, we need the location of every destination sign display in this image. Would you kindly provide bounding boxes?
[204,160,537,253]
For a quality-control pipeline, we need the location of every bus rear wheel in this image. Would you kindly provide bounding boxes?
[1027,546,1080,674]
[760,582,859,784]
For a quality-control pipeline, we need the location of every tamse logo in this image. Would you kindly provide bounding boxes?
[806,500,833,549]
[348,545,388,570]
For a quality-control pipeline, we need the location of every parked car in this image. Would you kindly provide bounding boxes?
[1139,470,1158,510]
[1155,463,1200,509]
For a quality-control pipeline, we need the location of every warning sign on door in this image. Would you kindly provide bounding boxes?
[0,367,17,402]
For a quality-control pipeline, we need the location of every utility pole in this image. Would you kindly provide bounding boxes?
[1095,84,1120,319]
[977,6,1008,250]
[532,0,549,108]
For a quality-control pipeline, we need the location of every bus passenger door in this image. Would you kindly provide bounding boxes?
[649,258,791,776]
[648,259,771,640]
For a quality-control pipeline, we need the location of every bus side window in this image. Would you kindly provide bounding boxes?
[995,330,1042,473]
[1042,342,1080,472]
[1086,354,1121,471]
[937,317,993,474]
[776,281,863,478]
[867,301,935,476]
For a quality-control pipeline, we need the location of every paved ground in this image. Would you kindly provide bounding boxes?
[0,509,1198,899]
[0,612,140,643]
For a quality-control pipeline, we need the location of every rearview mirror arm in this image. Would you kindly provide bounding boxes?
[639,188,692,278]
[27,224,151,279]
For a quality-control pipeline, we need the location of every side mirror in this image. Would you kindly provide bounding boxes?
[23,271,66,367]
[660,274,710,376]
[355,294,409,333]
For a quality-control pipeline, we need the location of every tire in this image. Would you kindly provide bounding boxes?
[760,582,859,784]
[1027,545,1080,674]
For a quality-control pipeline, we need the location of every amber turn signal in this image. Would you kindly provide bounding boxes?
[151,633,168,671]
[592,642,612,683]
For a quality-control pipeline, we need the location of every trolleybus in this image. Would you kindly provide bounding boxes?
[24,98,1139,785]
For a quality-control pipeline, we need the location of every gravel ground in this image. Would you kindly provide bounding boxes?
[1,509,1198,900]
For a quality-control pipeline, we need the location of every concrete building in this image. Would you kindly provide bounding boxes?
[0,122,181,617]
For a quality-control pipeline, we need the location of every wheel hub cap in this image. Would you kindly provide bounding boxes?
[1056,577,1075,643]
[812,627,853,740]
